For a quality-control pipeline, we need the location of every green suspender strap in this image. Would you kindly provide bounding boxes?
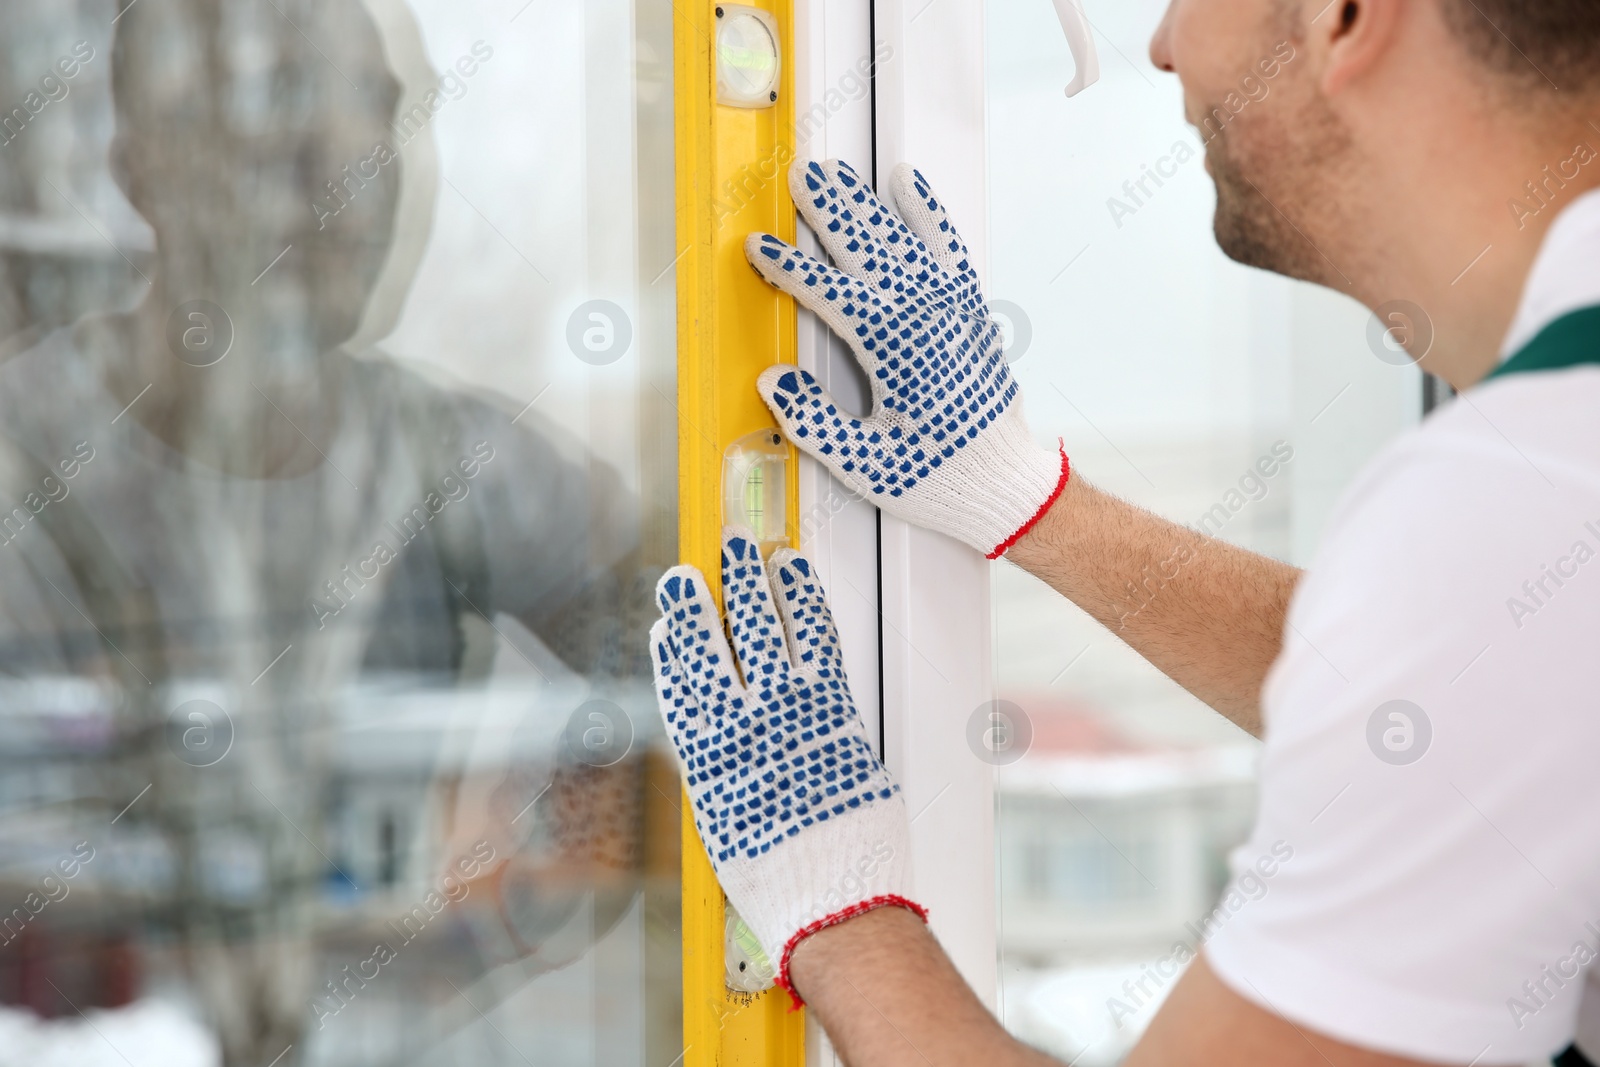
[1486,304,1600,380]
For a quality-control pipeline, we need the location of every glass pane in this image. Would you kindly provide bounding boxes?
[984,2,1417,1063]
[0,2,679,1065]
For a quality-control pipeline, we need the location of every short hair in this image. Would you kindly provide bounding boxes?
[110,0,396,134]
[1440,0,1600,91]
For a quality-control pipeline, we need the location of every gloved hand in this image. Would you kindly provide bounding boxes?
[649,528,925,1003]
[746,159,1069,559]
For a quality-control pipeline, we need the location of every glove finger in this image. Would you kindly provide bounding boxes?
[651,615,739,835]
[766,548,846,680]
[648,616,701,758]
[720,526,789,686]
[655,565,742,713]
[793,159,991,377]
[791,158,968,312]
[746,232,891,380]
[763,360,956,502]
[888,162,986,316]
[756,365,886,493]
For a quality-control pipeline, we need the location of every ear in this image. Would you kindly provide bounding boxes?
[1319,0,1408,95]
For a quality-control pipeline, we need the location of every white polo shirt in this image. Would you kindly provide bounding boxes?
[1205,186,1600,1065]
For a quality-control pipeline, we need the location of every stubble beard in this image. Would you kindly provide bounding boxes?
[1204,89,1354,291]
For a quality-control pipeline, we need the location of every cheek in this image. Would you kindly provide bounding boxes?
[1170,0,1278,105]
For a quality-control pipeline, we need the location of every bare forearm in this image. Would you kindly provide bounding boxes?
[1007,476,1301,736]
[789,907,1057,1067]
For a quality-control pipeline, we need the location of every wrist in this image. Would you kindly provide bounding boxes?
[1003,460,1082,570]
[775,894,928,1008]
[977,429,1070,560]
[785,898,932,1005]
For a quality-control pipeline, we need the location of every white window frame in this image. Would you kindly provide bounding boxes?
[793,9,999,1066]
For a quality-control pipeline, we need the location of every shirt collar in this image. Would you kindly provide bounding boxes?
[1500,186,1600,361]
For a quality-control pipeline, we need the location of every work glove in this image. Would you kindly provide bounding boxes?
[649,528,926,1003]
[746,159,1069,559]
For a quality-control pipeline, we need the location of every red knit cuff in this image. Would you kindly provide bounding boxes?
[986,440,1070,560]
[773,894,930,1010]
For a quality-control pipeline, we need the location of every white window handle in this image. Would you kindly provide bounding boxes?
[1052,0,1101,97]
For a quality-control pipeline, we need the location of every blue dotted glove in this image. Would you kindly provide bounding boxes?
[649,528,925,1000]
[746,159,1068,559]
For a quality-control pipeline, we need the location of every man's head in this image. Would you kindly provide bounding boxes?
[1150,0,1600,297]
[110,0,403,354]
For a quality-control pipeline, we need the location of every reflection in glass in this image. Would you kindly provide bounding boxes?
[0,1,679,1064]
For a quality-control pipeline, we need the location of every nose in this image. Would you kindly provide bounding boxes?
[1149,1,1177,72]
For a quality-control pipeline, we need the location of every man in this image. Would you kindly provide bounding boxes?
[0,1,656,1061]
[649,0,1600,1063]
